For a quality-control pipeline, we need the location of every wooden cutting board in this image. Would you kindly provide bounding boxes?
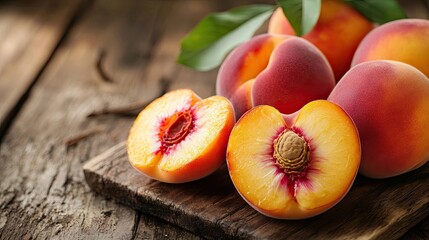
[83,142,429,239]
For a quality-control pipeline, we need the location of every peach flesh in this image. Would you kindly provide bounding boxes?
[128,89,235,183]
[271,127,316,199]
[227,102,361,219]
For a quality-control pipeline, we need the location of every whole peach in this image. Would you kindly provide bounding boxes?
[328,60,429,178]
[268,0,373,80]
[217,34,335,118]
[352,19,429,78]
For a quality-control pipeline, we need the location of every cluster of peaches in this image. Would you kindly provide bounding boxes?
[128,0,429,219]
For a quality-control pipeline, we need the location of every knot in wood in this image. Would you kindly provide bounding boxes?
[273,130,309,175]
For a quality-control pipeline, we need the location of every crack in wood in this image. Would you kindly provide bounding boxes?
[64,125,107,147]
[230,211,259,239]
[0,191,17,210]
[213,203,248,238]
[95,48,115,83]
[141,1,165,63]
[87,76,172,117]
[46,169,60,196]
[87,98,150,117]
[130,212,141,240]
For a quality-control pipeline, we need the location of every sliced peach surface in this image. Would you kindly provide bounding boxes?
[127,89,235,183]
[227,101,360,219]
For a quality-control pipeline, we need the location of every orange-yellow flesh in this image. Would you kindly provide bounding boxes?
[159,96,233,171]
[227,106,299,214]
[127,89,201,171]
[293,100,360,210]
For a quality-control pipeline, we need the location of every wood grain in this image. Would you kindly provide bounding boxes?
[0,0,233,238]
[0,0,427,239]
[84,142,429,239]
[0,0,84,140]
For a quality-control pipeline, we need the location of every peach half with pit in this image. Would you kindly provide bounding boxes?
[216,34,335,118]
[127,89,235,183]
[329,60,429,178]
[227,100,361,219]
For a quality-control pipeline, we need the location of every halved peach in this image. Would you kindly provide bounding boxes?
[227,101,360,219]
[127,89,235,183]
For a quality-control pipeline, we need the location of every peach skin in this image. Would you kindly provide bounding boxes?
[329,60,429,178]
[268,0,373,80]
[216,34,335,118]
[127,89,235,183]
[227,101,360,219]
[352,19,429,78]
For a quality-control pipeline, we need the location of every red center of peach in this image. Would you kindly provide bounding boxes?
[161,111,193,146]
[273,130,310,176]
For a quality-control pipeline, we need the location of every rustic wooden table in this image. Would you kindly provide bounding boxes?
[0,0,428,239]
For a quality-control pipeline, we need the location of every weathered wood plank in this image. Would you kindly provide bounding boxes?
[0,0,84,140]
[82,1,429,239]
[0,0,227,239]
[83,142,429,239]
[1,0,427,239]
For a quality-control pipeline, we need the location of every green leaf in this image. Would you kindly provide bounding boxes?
[345,0,407,24]
[177,4,275,71]
[276,0,321,36]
